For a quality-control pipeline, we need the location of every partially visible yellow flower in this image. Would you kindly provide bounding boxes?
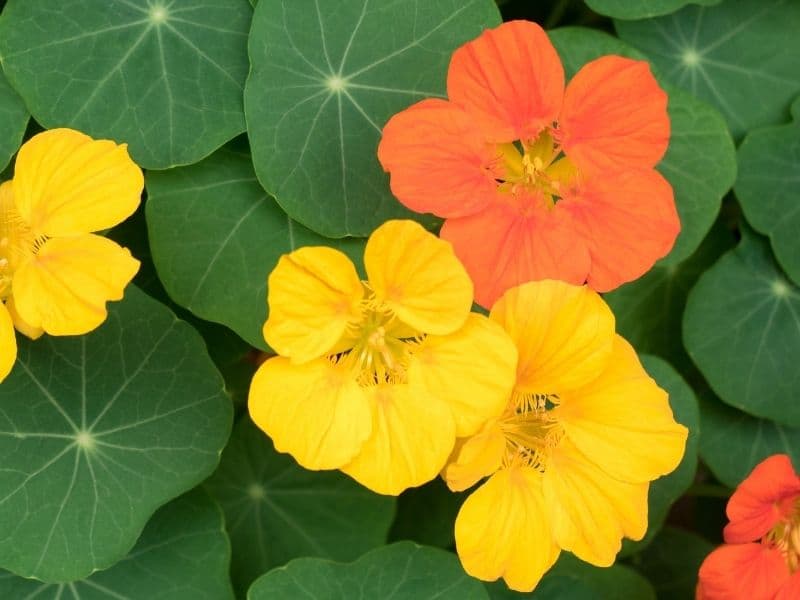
[248,220,518,495]
[444,280,688,592]
[0,129,143,381]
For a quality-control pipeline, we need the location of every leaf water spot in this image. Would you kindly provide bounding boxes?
[326,75,346,93]
[681,48,702,67]
[247,483,266,501]
[75,430,96,452]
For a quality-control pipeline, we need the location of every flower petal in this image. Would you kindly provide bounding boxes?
[248,357,372,470]
[409,313,517,437]
[442,420,506,492]
[490,279,615,393]
[556,335,687,484]
[455,468,560,592]
[697,543,790,600]
[365,220,472,335]
[560,56,669,176]
[263,246,364,363]
[447,20,564,142]
[723,454,800,544]
[0,302,17,383]
[440,196,591,308]
[543,439,649,566]
[377,99,498,218]
[12,234,139,335]
[5,296,43,340]
[12,128,143,236]
[341,383,455,495]
[561,168,679,292]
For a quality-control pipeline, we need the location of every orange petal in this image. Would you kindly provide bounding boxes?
[447,20,564,143]
[560,168,679,293]
[440,196,590,308]
[723,454,800,544]
[697,543,790,600]
[377,99,498,218]
[560,56,669,176]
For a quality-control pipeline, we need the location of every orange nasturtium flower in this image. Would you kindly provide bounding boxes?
[697,454,800,599]
[378,20,679,308]
[0,128,143,381]
[248,220,518,495]
[442,280,687,591]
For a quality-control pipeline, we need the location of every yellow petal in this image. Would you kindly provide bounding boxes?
[341,383,455,495]
[12,234,139,335]
[543,439,649,566]
[455,468,560,592]
[5,296,43,340]
[263,247,363,363]
[409,313,517,437]
[364,220,472,335]
[442,420,506,492]
[12,128,143,236]
[248,356,372,470]
[556,335,688,483]
[490,280,615,393]
[0,302,17,382]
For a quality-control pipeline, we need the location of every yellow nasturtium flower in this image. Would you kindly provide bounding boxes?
[0,129,143,381]
[444,280,688,592]
[248,219,518,495]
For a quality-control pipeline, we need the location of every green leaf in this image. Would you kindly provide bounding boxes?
[631,527,714,599]
[735,96,800,285]
[605,218,736,371]
[245,0,501,237]
[146,146,365,350]
[683,229,800,426]
[621,356,699,555]
[0,67,28,173]
[247,542,488,599]
[205,417,395,596]
[584,0,720,20]
[0,286,232,581]
[615,0,800,139]
[0,0,252,169]
[486,554,656,600]
[549,27,736,263]
[389,477,465,549]
[0,489,235,599]
[699,394,800,488]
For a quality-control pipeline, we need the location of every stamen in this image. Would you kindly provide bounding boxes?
[499,391,564,471]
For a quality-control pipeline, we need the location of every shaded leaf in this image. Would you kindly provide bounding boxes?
[0,67,28,173]
[389,477,465,549]
[584,0,720,20]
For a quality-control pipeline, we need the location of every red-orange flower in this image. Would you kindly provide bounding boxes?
[697,455,800,600]
[378,20,679,307]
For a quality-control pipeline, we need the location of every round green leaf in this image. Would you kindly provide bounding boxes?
[699,395,800,488]
[248,542,488,599]
[0,490,234,599]
[735,96,800,285]
[0,285,232,581]
[0,0,251,169]
[615,0,800,139]
[205,417,395,596]
[245,0,501,237]
[584,0,720,20]
[632,527,714,600]
[605,219,736,371]
[621,356,699,555]
[549,27,735,263]
[146,146,366,350]
[683,230,800,425]
[486,554,656,600]
[0,68,28,173]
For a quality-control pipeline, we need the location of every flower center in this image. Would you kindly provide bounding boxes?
[765,499,800,573]
[499,390,564,471]
[0,190,38,300]
[335,286,421,386]
[494,128,580,209]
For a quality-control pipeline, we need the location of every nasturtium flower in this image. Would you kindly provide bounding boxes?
[378,20,679,307]
[248,220,518,495]
[697,454,800,599]
[0,128,143,382]
[442,279,687,591]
